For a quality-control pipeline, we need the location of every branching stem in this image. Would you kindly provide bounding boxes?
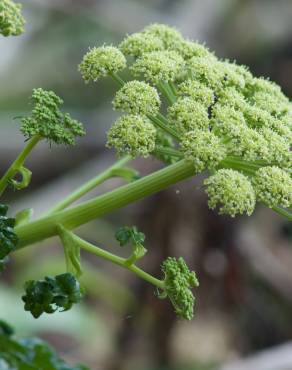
[0,135,41,196]
[45,156,132,215]
[67,231,165,289]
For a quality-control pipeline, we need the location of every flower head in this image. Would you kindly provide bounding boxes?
[131,50,184,84]
[174,40,213,61]
[120,32,163,57]
[113,80,161,116]
[252,166,292,208]
[107,115,156,157]
[79,46,126,83]
[21,88,85,145]
[204,169,256,217]
[0,0,25,37]
[181,130,226,172]
[143,23,183,48]
[188,56,224,89]
[177,79,214,107]
[160,257,199,320]
[167,97,209,134]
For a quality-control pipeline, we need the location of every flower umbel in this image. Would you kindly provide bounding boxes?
[107,115,156,157]
[79,46,126,83]
[113,80,161,116]
[160,257,199,320]
[0,0,25,37]
[21,88,85,145]
[252,166,292,209]
[204,169,256,217]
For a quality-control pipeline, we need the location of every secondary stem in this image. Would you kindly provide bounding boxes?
[15,159,195,248]
[70,232,164,289]
[0,135,41,197]
[45,156,131,215]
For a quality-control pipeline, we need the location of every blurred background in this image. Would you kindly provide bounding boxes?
[1,0,292,369]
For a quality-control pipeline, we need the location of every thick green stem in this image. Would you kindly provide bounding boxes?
[15,159,195,248]
[70,232,164,289]
[0,135,41,197]
[45,156,131,215]
[269,205,292,221]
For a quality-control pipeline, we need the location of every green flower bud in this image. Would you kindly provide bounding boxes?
[188,56,225,89]
[119,32,164,57]
[251,91,289,116]
[181,130,226,172]
[260,128,291,166]
[167,97,209,134]
[204,169,256,217]
[243,104,275,129]
[211,104,246,137]
[248,77,288,101]
[231,127,270,162]
[216,87,247,111]
[143,23,183,48]
[113,80,161,115]
[252,166,292,208]
[131,50,184,84]
[177,79,214,107]
[79,46,126,83]
[161,256,199,320]
[220,61,246,90]
[107,115,156,157]
[21,88,85,146]
[174,40,213,60]
[0,0,25,37]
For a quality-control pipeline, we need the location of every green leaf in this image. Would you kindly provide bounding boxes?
[22,273,83,318]
[115,226,147,265]
[0,203,18,260]
[0,321,88,369]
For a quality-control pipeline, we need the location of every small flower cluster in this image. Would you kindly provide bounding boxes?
[0,0,25,37]
[21,88,85,145]
[160,257,199,320]
[79,23,292,217]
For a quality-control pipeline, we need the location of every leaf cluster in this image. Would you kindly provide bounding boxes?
[0,320,88,370]
[22,273,82,318]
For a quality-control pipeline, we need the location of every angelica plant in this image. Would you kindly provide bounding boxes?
[0,3,292,366]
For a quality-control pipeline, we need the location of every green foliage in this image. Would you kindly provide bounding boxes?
[0,321,88,369]
[22,273,83,318]
[160,257,199,320]
[0,204,18,264]
[115,226,147,265]
[115,225,145,247]
[0,0,24,37]
[21,88,85,145]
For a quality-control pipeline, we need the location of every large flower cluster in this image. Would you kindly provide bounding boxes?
[79,23,292,217]
[0,0,24,37]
